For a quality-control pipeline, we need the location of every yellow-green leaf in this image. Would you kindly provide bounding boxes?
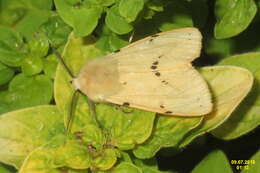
[212,53,260,139]
[179,66,253,147]
[0,106,64,168]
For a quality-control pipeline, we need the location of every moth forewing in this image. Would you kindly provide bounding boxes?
[119,27,202,62]
[73,27,213,116]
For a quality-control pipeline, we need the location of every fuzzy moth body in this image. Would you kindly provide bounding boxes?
[73,28,212,116]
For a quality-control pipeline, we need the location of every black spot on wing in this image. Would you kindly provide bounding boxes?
[153,61,159,65]
[165,111,172,114]
[151,60,160,73]
[155,72,161,76]
[162,80,168,85]
[158,55,163,59]
[151,70,161,77]
[151,60,159,70]
[160,105,164,109]
[151,65,157,70]
[149,38,154,42]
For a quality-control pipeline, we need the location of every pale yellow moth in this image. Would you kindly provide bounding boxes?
[72,27,212,116]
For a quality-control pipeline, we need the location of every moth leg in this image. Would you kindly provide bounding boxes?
[86,97,103,129]
[66,90,79,134]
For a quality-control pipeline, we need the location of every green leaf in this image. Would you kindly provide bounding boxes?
[119,0,144,22]
[143,9,156,20]
[96,36,111,52]
[0,74,53,114]
[71,127,117,171]
[98,0,116,7]
[0,1,26,27]
[0,26,27,67]
[155,1,193,31]
[79,124,106,151]
[218,52,260,73]
[108,34,128,52]
[96,104,155,150]
[91,148,118,170]
[133,116,202,159]
[179,66,253,147]
[192,150,233,173]
[105,5,133,35]
[15,10,51,40]
[66,0,115,7]
[112,162,142,173]
[96,34,128,52]
[0,0,52,31]
[211,53,260,139]
[214,0,257,39]
[118,151,133,163]
[55,0,103,36]
[28,32,49,58]
[20,136,91,172]
[133,158,157,169]
[0,105,64,168]
[20,0,53,10]
[95,26,128,52]
[241,150,260,173]
[43,54,58,79]
[146,0,164,12]
[0,62,14,85]
[134,158,174,173]
[214,0,236,19]
[40,15,72,47]
[21,55,43,76]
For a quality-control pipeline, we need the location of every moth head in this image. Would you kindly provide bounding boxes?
[72,78,80,91]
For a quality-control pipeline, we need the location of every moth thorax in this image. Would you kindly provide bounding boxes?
[73,57,122,102]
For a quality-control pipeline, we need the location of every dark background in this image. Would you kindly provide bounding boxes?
[157,127,260,173]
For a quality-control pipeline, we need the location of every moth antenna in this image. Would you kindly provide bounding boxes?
[46,36,75,79]
[53,49,75,79]
[128,30,135,43]
[66,90,79,134]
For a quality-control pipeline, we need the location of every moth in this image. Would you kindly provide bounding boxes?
[72,27,212,116]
